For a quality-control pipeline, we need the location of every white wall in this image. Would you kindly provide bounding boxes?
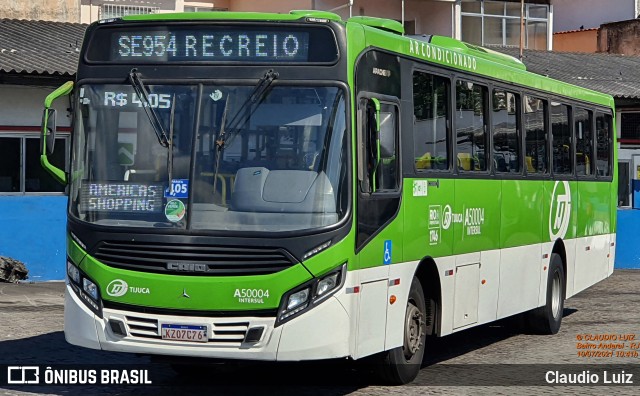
[317,0,406,20]
[414,0,454,36]
[79,0,454,35]
[552,0,636,32]
[0,85,71,128]
[80,0,186,23]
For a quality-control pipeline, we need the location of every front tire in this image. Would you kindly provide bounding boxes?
[524,253,565,334]
[375,277,427,385]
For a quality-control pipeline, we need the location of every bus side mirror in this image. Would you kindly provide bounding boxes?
[41,108,57,156]
[40,81,73,185]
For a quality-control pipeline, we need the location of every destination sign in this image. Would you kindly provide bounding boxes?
[86,25,338,63]
[80,182,164,213]
[115,31,308,61]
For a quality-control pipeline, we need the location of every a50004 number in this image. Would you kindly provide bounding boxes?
[233,289,270,298]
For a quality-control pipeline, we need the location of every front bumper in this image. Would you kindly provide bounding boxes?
[64,283,351,361]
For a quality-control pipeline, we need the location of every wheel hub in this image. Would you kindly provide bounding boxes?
[551,271,561,319]
[403,302,425,360]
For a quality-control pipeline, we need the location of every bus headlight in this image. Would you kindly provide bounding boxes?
[83,278,99,301]
[66,258,103,318]
[276,263,346,326]
[316,272,339,297]
[286,288,310,311]
[67,261,80,284]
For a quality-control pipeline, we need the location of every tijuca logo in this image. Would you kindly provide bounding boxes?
[106,279,128,297]
[549,181,571,240]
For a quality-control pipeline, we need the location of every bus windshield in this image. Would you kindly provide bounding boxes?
[69,83,348,232]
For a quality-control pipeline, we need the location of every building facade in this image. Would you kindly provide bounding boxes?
[0,0,80,22]
[77,1,555,50]
[0,19,85,280]
[3,0,637,52]
[598,19,640,56]
[553,28,598,53]
[79,0,306,23]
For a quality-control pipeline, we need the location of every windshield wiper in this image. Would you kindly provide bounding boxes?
[215,69,279,151]
[128,69,170,148]
[211,69,278,196]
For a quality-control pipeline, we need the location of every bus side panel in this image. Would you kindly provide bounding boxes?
[354,268,389,359]
[477,249,500,325]
[545,180,578,298]
[397,177,455,339]
[608,233,616,276]
[499,180,544,248]
[496,244,543,318]
[573,181,611,294]
[384,260,420,351]
[538,241,556,307]
[449,179,501,331]
[402,178,455,261]
[353,217,400,358]
[452,179,501,255]
[433,255,457,336]
[496,179,544,318]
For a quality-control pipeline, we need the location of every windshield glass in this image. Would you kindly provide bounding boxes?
[70,83,348,232]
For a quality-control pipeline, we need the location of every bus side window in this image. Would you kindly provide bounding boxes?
[455,80,488,172]
[524,95,548,174]
[575,108,593,176]
[413,71,450,171]
[551,102,571,175]
[596,112,612,177]
[492,89,520,174]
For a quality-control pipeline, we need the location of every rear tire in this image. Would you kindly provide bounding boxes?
[524,253,565,334]
[375,277,427,385]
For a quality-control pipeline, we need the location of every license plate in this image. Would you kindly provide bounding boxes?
[161,324,208,343]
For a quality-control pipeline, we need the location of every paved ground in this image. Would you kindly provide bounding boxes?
[0,271,639,395]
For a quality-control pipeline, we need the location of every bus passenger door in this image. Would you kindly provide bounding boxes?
[354,96,403,358]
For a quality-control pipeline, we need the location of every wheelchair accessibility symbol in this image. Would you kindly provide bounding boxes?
[383,240,392,265]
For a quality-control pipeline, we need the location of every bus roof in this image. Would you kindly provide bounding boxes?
[350,21,614,108]
[121,10,342,23]
[117,10,613,108]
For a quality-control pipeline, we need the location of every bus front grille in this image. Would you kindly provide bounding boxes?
[123,315,249,344]
[125,315,160,338]
[93,241,296,276]
[211,322,249,343]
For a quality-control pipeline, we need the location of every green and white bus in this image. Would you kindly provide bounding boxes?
[41,10,616,384]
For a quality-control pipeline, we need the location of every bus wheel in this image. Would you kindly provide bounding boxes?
[525,253,565,334]
[375,277,427,385]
